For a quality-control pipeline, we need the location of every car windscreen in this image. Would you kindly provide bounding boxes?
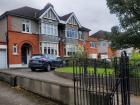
[45,55,57,60]
[31,55,43,59]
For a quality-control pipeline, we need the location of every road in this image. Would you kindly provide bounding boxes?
[0,81,60,105]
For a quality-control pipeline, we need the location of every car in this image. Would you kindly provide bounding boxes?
[29,54,63,71]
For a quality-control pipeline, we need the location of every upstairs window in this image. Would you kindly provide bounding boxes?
[67,28,78,39]
[79,31,84,40]
[41,23,58,36]
[22,20,31,33]
[90,41,95,48]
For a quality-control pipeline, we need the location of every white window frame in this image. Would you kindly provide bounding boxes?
[41,23,58,36]
[22,20,31,33]
[42,42,58,56]
[13,44,18,55]
[65,44,77,56]
[66,28,78,39]
[79,31,85,40]
[90,41,95,48]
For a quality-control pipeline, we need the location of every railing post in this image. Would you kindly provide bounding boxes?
[120,51,130,105]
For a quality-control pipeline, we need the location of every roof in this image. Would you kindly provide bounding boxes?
[79,26,91,32]
[59,12,73,21]
[3,6,40,20]
[37,3,54,18]
[0,4,53,20]
[0,3,90,31]
[90,30,111,40]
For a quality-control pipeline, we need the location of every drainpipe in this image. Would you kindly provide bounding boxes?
[7,16,9,68]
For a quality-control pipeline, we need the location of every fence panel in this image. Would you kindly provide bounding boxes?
[73,51,131,105]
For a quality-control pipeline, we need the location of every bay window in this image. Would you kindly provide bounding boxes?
[65,44,77,56]
[66,28,78,39]
[42,43,58,56]
[41,23,58,36]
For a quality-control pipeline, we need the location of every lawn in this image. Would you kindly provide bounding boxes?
[56,66,113,75]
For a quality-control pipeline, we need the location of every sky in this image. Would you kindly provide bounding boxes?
[0,0,119,34]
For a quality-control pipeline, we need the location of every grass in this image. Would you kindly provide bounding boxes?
[56,66,113,75]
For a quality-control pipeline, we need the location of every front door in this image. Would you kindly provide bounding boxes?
[21,44,31,65]
[22,46,27,64]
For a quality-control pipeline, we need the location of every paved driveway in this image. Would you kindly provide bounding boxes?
[0,68,73,86]
[0,81,60,105]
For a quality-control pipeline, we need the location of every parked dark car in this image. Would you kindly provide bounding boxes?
[29,54,63,71]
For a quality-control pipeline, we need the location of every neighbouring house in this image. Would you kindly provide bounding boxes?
[86,37,98,59]
[0,3,96,69]
[91,30,116,59]
[78,27,98,59]
[116,48,134,57]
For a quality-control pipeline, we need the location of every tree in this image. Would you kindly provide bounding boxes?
[106,0,140,49]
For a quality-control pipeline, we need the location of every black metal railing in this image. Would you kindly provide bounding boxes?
[73,51,131,105]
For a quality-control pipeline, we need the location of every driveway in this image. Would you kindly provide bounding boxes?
[0,68,73,86]
[0,81,60,105]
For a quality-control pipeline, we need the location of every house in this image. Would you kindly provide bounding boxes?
[0,3,96,69]
[78,27,98,58]
[84,36,98,59]
[91,30,116,59]
[116,48,133,57]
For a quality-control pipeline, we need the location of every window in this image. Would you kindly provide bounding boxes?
[44,47,47,54]
[90,42,95,48]
[22,20,31,33]
[13,44,17,55]
[67,28,78,39]
[79,31,84,40]
[65,44,77,56]
[43,43,58,56]
[42,23,58,36]
[99,41,106,47]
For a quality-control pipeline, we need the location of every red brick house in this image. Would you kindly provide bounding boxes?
[0,3,97,69]
[90,30,116,59]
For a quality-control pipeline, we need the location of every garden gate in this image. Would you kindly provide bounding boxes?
[73,51,130,105]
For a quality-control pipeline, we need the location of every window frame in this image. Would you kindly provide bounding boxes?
[90,41,95,48]
[65,44,77,56]
[42,43,58,56]
[42,23,58,36]
[22,20,31,33]
[13,44,18,55]
[66,28,78,39]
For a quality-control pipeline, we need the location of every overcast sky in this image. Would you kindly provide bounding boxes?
[0,0,119,34]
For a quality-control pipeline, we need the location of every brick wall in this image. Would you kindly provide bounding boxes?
[8,31,39,64]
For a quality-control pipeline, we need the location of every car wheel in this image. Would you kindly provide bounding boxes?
[31,68,36,72]
[46,64,51,72]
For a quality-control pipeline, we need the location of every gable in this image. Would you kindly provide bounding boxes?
[44,9,57,20]
[40,7,60,21]
[66,13,81,27]
[68,16,78,25]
